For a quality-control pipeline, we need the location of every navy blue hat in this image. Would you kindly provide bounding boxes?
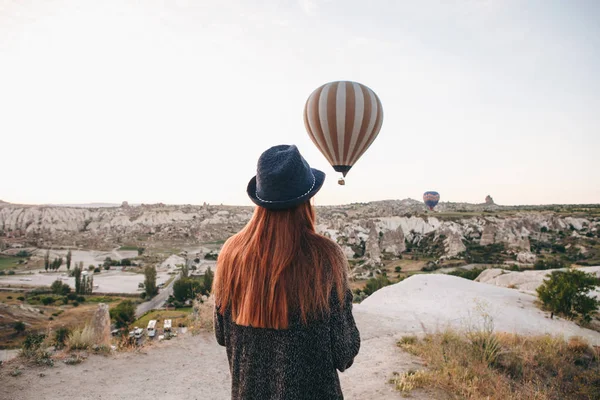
[247,145,325,210]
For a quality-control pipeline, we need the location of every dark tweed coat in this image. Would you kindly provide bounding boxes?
[214,288,360,400]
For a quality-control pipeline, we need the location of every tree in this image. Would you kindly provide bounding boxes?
[13,321,26,334]
[73,264,82,294]
[103,257,112,270]
[80,273,93,295]
[537,269,600,323]
[173,278,203,303]
[203,267,214,294]
[180,263,189,278]
[144,266,158,298]
[51,279,71,295]
[44,249,50,272]
[66,250,72,270]
[110,300,136,329]
[173,279,189,302]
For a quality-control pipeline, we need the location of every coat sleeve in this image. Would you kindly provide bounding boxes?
[330,288,361,372]
[213,306,226,346]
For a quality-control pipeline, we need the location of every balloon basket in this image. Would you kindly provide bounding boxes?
[338,178,345,186]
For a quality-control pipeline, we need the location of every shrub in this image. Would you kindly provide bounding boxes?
[534,258,566,270]
[13,321,26,334]
[8,270,15,275]
[110,300,136,329]
[76,296,85,302]
[394,266,402,273]
[447,268,485,281]
[363,275,392,296]
[537,270,599,323]
[353,291,368,303]
[51,279,71,295]
[17,296,25,301]
[67,293,77,300]
[140,292,146,299]
[7,295,12,299]
[67,325,94,350]
[30,286,51,295]
[0,271,5,275]
[41,296,56,305]
[22,332,45,350]
[72,301,79,307]
[16,250,30,257]
[21,332,53,366]
[53,327,70,349]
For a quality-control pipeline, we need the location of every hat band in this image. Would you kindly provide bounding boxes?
[255,174,316,204]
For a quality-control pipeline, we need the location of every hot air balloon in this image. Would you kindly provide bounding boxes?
[304,81,383,185]
[423,191,440,211]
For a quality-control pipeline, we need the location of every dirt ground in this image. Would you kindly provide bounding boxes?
[0,311,437,400]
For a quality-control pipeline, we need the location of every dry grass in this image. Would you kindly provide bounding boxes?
[188,296,215,334]
[0,296,122,349]
[66,325,95,350]
[396,330,600,399]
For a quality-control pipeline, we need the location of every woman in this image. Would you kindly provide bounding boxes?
[213,144,360,400]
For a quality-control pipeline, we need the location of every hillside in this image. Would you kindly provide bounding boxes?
[1,200,599,278]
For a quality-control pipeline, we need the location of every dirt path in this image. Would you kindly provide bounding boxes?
[1,311,436,400]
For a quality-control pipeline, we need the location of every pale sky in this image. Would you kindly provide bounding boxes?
[1,0,599,206]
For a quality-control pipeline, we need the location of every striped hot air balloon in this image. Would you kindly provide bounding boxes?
[304,81,383,184]
[423,191,440,211]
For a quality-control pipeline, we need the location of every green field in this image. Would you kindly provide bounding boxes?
[0,256,20,271]
[118,245,139,251]
[133,308,192,330]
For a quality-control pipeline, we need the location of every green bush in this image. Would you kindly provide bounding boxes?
[8,270,15,275]
[16,250,31,257]
[394,266,402,273]
[0,271,5,275]
[72,301,79,307]
[67,293,77,301]
[54,327,70,349]
[76,296,85,302]
[447,268,485,281]
[41,296,56,305]
[51,280,71,295]
[13,321,26,334]
[537,269,600,323]
[534,259,566,270]
[363,275,393,296]
[17,296,25,301]
[22,333,45,350]
[110,300,136,329]
[7,296,12,299]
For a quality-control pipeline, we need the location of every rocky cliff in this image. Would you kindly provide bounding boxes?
[1,200,599,276]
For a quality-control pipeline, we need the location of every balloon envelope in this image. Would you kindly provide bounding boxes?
[423,191,440,210]
[304,81,383,177]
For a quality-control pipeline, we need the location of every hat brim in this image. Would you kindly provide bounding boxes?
[247,168,325,210]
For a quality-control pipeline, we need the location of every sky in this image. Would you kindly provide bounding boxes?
[1,0,599,207]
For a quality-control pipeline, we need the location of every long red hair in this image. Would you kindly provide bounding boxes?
[213,201,347,329]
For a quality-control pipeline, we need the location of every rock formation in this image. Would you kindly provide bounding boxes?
[91,303,111,347]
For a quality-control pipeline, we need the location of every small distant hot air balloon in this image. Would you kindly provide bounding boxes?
[423,191,440,210]
[304,81,383,185]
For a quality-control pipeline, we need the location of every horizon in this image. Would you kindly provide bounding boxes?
[1,1,599,206]
[1,196,599,208]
